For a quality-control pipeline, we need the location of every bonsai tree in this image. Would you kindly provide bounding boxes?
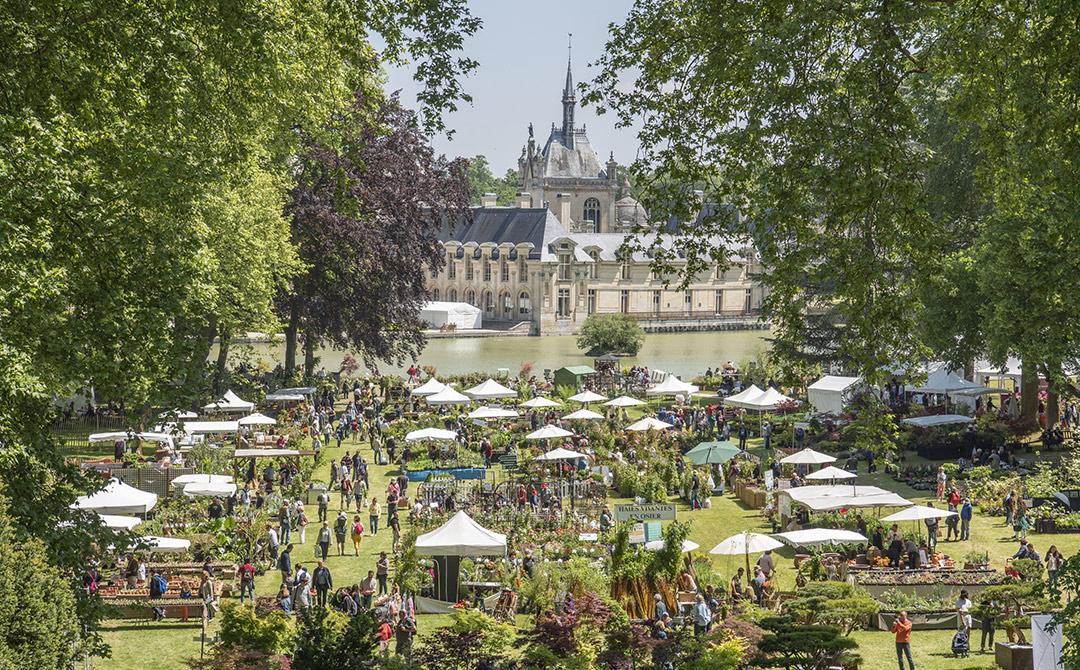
[753,616,859,670]
[976,582,1056,645]
[784,583,880,635]
[576,313,645,356]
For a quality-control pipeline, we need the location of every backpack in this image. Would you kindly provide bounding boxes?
[150,574,168,597]
[352,522,364,537]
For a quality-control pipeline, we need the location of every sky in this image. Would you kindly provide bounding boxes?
[383,0,640,175]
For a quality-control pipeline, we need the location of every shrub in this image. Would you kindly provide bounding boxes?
[576,313,645,356]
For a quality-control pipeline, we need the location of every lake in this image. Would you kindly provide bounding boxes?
[219,330,770,379]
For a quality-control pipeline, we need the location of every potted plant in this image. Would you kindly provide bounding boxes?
[962,550,989,570]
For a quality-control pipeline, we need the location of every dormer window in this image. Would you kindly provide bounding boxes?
[557,252,572,280]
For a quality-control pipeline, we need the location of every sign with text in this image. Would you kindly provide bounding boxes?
[614,503,677,522]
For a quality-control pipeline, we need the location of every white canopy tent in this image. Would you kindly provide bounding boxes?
[415,510,507,557]
[911,369,998,396]
[536,447,586,461]
[780,448,837,465]
[526,425,574,441]
[265,387,315,402]
[563,408,604,421]
[775,528,869,546]
[467,406,519,420]
[89,431,175,451]
[238,412,277,426]
[425,387,471,406]
[568,390,607,403]
[780,485,911,512]
[464,379,518,400]
[805,465,857,481]
[604,395,645,408]
[203,389,254,413]
[807,376,862,414]
[420,301,482,330]
[902,414,975,428]
[97,514,144,530]
[183,481,238,497]
[646,375,700,397]
[412,378,448,396]
[882,505,958,522]
[182,420,240,434]
[520,396,561,409]
[726,386,795,411]
[73,479,158,516]
[170,474,233,493]
[158,410,198,420]
[626,417,675,432]
[405,427,459,442]
[233,448,300,458]
[722,384,764,407]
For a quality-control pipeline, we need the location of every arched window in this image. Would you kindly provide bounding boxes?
[448,288,458,302]
[501,291,512,316]
[518,291,531,315]
[483,290,493,314]
[465,289,476,306]
[583,198,601,231]
[431,287,440,301]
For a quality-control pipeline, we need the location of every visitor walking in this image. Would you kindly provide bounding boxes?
[376,551,390,595]
[238,558,256,604]
[370,497,381,535]
[317,522,331,560]
[334,512,348,556]
[313,561,333,608]
[891,611,915,670]
[960,499,973,541]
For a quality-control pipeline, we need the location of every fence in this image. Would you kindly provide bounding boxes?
[51,415,131,454]
[79,464,196,498]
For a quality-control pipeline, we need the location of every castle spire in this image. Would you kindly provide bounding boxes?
[561,33,575,147]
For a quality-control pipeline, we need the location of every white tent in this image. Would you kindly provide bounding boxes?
[464,379,518,400]
[238,412,277,426]
[182,420,240,434]
[975,358,1023,382]
[807,376,862,414]
[536,447,586,461]
[521,396,561,409]
[780,485,911,512]
[170,474,233,493]
[626,417,675,432]
[646,375,700,397]
[563,408,604,421]
[203,389,254,413]
[97,514,144,530]
[73,479,158,516]
[526,425,574,440]
[138,536,191,553]
[412,378,448,396]
[568,390,607,403]
[89,431,175,451]
[805,465,857,481]
[265,386,316,402]
[912,370,999,397]
[645,539,700,553]
[405,427,459,442]
[426,387,471,406]
[604,395,645,408]
[159,409,198,420]
[414,510,507,556]
[420,301,482,330]
[779,448,837,465]
[183,481,238,497]
[882,505,958,522]
[467,406,519,420]
[722,384,764,407]
[902,414,975,428]
[775,528,868,546]
[233,448,300,458]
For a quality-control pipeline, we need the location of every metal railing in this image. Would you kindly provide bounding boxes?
[624,309,760,322]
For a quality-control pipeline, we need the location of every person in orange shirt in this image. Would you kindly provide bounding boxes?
[891,611,915,670]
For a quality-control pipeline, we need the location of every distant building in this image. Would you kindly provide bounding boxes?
[427,52,764,335]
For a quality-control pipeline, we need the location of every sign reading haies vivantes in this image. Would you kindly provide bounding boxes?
[614,503,677,522]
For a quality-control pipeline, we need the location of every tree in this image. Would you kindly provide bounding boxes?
[291,608,380,670]
[464,155,518,205]
[1045,553,1080,669]
[413,609,516,670]
[752,616,859,670]
[783,583,879,636]
[577,314,645,356]
[282,93,472,377]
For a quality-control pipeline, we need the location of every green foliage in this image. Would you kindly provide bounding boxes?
[649,520,691,582]
[217,603,295,656]
[464,155,518,205]
[291,608,379,670]
[784,583,879,635]
[520,556,610,615]
[413,609,515,670]
[754,616,860,670]
[576,314,645,356]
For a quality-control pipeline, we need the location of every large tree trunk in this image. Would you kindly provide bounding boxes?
[214,326,231,395]
[303,331,316,380]
[1046,366,1060,428]
[1020,360,1039,426]
[284,299,300,374]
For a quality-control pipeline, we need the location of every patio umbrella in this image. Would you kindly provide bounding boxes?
[710,531,784,575]
[779,448,837,465]
[520,396,561,409]
[467,406,519,420]
[568,390,608,404]
[405,427,458,442]
[882,505,957,522]
[563,408,605,421]
[644,538,701,553]
[626,417,675,432]
[805,465,857,481]
[238,412,277,426]
[525,425,574,441]
[426,387,471,406]
[536,447,586,461]
[685,441,742,466]
[604,395,645,408]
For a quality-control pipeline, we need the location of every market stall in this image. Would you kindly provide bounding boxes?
[414,510,506,611]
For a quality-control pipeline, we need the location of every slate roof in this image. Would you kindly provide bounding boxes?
[541,128,606,179]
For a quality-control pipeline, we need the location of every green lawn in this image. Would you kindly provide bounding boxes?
[95,430,1076,669]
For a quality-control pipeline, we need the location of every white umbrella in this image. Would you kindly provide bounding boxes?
[563,408,604,421]
[536,447,586,461]
[183,481,238,497]
[710,531,784,575]
[626,417,675,432]
[646,375,700,396]
[568,390,608,403]
[238,412,277,426]
[526,425,574,440]
[882,505,958,522]
[805,465,857,481]
[405,427,458,442]
[520,396,561,409]
[412,378,447,396]
[467,406,519,420]
[426,387,471,406]
[645,538,701,553]
[604,395,645,408]
[464,379,518,400]
[779,448,837,465]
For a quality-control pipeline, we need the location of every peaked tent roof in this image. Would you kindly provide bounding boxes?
[526,425,574,440]
[415,510,507,557]
[626,417,675,432]
[412,378,448,396]
[425,387,471,405]
[405,427,459,442]
[521,396,561,408]
[238,412,277,426]
[73,478,158,515]
[779,448,837,465]
[646,375,700,396]
[467,406,519,420]
[203,389,254,412]
[537,447,586,461]
[568,390,607,403]
[807,376,861,392]
[464,379,519,400]
[604,395,645,408]
[722,384,764,407]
